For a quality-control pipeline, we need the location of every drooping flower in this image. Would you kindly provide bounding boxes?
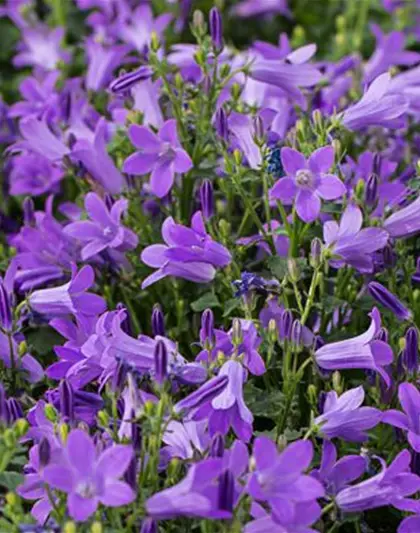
[270,145,346,222]
[43,429,135,521]
[64,192,138,264]
[367,281,412,321]
[341,73,408,131]
[71,118,126,194]
[140,211,231,288]
[123,119,192,198]
[85,39,130,92]
[28,264,106,318]
[383,382,420,452]
[336,450,420,514]
[17,116,70,162]
[323,204,389,273]
[315,307,393,385]
[314,386,382,441]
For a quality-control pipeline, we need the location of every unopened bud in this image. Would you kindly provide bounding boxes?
[152,304,165,337]
[209,7,223,51]
[310,238,322,268]
[44,403,58,423]
[231,319,243,345]
[200,179,214,220]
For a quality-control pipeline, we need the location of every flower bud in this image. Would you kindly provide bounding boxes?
[209,7,223,51]
[23,197,35,227]
[376,327,389,343]
[365,173,378,207]
[14,418,28,437]
[91,523,103,533]
[200,308,215,346]
[332,371,342,394]
[116,303,134,337]
[151,304,165,337]
[280,309,293,340]
[154,340,168,385]
[310,238,322,269]
[268,318,278,343]
[253,115,265,145]
[209,433,225,458]
[215,108,228,141]
[140,519,158,533]
[218,470,234,512]
[231,318,243,346]
[59,422,69,443]
[287,258,299,282]
[109,66,153,93]
[63,522,77,533]
[291,319,302,348]
[368,281,412,321]
[44,403,58,423]
[0,280,12,332]
[7,398,23,422]
[39,437,51,468]
[192,10,206,35]
[59,380,74,422]
[200,179,214,220]
[404,327,419,375]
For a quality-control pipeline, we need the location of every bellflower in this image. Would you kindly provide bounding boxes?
[228,112,262,169]
[341,73,408,130]
[336,450,420,513]
[232,0,291,17]
[123,119,192,198]
[364,25,420,84]
[383,382,420,452]
[43,429,135,521]
[399,515,420,533]
[28,264,106,318]
[162,420,210,461]
[85,39,130,92]
[367,281,412,321]
[384,195,420,239]
[64,192,138,263]
[314,386,382,441]
[71,118,126,194]
[315,307,393,385]
[247,437,324,526]
[8,152,63,196]
[9,72,60,120]
[17,116,70,162]
[118,4,172,52]
[140,211,231,288]
[270,145,346,222]
[311,440,366,496]
[323,204,389,272]
[13,27,70,71]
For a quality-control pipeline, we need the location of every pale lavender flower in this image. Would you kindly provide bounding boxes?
[336,450,420,513]
[384,195,420,239]
[85,39,130,92]
[118,4,172,52]
[17,116,70,162]
[64,192,138,262]
[43,429,135,521]
[228,112,262,169]
[270,145,345,222]
[140,211,231,288]
[315,307,393,385]
[123,119,192,198]
[383,382,420,452]
[341,73,408,130]
[231,0,291,18]
[314,386,382,441]
[323,204,389,272]
[9,72,60,120]
[14,27,70,71]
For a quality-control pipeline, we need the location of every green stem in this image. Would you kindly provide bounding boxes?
[301,269,321,326]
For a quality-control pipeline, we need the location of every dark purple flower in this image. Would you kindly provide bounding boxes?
[200,179,214,220]
[109,66,153,93]
[209,7,223,51]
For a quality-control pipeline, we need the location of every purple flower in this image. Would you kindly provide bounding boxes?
[131,78,164,128]
[85,39,130,92]
[270,145,345,222]
[162,420,210,461]
[228,112,262,169]
[399,515,420,533]
[71,118,126,194]
[384,195,420,239]
[315,307,393,385]
[314,386,382,441]
[231,0,291,17]
[8,153,63,196]
[247,437,324,527]
[123,119,192,198]
[43,429,135,521]
[323,204,389,272]
[341,73,408,130]
[17,116,70,162]
[28,264,106,318]
[64,192,138,263]
[311,440,366,496]
[174,375,229,417]
[336,450,420,513]
[9,72,60,120]
[13,27,70,71]
[364,25,420,84]
[118,4,172,52]
[367,281,412,321]
[383,382,420,452]
[205,360,254,441]
[109,66,153,93]
[140,211,231,288]
[237,220,289,258]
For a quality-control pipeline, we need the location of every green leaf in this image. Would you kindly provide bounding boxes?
[268,256,308,280]
[222,298,241,317]
[0,472,24,490]
[191,293,220,312]
[244,383,284,419]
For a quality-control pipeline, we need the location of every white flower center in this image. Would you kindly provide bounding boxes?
[296,169,314,188]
